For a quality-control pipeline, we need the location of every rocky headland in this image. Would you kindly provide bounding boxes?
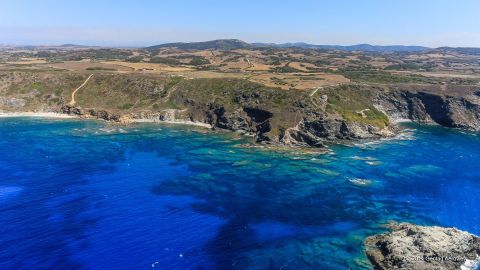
[365,223,480,270]
[1,72,479,148]
[377,85,480,131]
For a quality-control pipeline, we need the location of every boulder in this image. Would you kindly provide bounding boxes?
[365,223,480,270]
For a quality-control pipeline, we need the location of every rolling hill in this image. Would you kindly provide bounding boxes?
[147,39,431,52]
[253,42,431,52]
[146,39,252,50]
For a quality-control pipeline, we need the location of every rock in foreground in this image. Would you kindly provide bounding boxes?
[365,223,480,270]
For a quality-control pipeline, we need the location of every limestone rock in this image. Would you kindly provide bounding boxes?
[365,223,480,270]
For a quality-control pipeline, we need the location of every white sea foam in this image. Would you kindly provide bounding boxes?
[98,128,117,133]
[350,156,377,161]
[349,178,373,187]
[98,127,128,134]
[392,118,413,123]
[366,160,382,166]
[132,118,212,128]
[461,254,480,270]
[352,128,416,149]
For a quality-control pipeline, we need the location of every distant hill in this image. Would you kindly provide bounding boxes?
[432,47,480,56]
[146,39,252,50]
[147,39,431,52]
[59,44,87,47]
[253,42,431,52]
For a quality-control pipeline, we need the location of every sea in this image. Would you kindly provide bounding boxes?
[0,117,479,269]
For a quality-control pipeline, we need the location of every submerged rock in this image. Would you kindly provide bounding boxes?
[349,178,373,187]
[365,222,480,270]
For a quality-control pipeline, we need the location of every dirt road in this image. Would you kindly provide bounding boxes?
[69,74,93,106]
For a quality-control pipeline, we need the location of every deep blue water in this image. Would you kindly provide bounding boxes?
[0,117,479,270]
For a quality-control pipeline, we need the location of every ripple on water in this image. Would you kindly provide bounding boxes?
[1,119,480,269]
[0,186,23,201]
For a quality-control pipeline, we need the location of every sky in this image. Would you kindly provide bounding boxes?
[1,0,480,47]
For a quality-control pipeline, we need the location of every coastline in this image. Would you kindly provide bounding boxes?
[131,118,212,128]
[0,111,411,147]
[0,111,213,129]
[0,111,77,119]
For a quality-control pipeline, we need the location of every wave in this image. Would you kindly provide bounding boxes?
[0,186,24,200]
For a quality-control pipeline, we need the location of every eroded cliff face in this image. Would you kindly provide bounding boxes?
[376,87,480,131]
[62,102,391,148]
[60,84,479,147]
[147,81,395,147]
[1,71,478,148]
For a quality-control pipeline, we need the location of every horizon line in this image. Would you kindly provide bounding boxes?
[3,39,478,49]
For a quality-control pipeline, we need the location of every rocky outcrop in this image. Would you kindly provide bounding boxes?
[0,72,403,148]
[5,70,478,148]
[60,105,121,122]
[280,118,395,147]
[160,101,395,147]
[60,100,395,148]
[0,97,26,108]
[377,89,480,131]
[365,223,480,270]
[50,85,480,148]
[2,70,479,148]
[158,109,189,122]
[210,106,252,132]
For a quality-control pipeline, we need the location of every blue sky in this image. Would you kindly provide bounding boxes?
[1,0,479,47]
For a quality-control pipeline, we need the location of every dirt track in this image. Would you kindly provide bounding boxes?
[69,74,93,106]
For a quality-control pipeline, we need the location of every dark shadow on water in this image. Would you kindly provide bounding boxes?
[151,170,409,269]
[4,119,477,269]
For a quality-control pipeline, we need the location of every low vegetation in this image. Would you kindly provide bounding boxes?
[1,41,479,135]
[189,56,210,66]
[338,67,436,84]
[271,65,303,73]
[149,57,181,65]
[324,85,390,128]
[86,67,117,71]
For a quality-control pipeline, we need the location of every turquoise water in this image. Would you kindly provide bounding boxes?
[0,117,479,269]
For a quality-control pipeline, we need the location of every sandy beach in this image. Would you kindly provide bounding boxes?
[0,112,77,119]
[0,111,213,129]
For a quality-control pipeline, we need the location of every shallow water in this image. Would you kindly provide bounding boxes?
[0,118,479,269]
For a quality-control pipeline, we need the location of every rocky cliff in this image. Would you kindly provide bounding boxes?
[376,85,480,131]
[1,71,478,147]
[141,79,394,147]
[365,223,480,270]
